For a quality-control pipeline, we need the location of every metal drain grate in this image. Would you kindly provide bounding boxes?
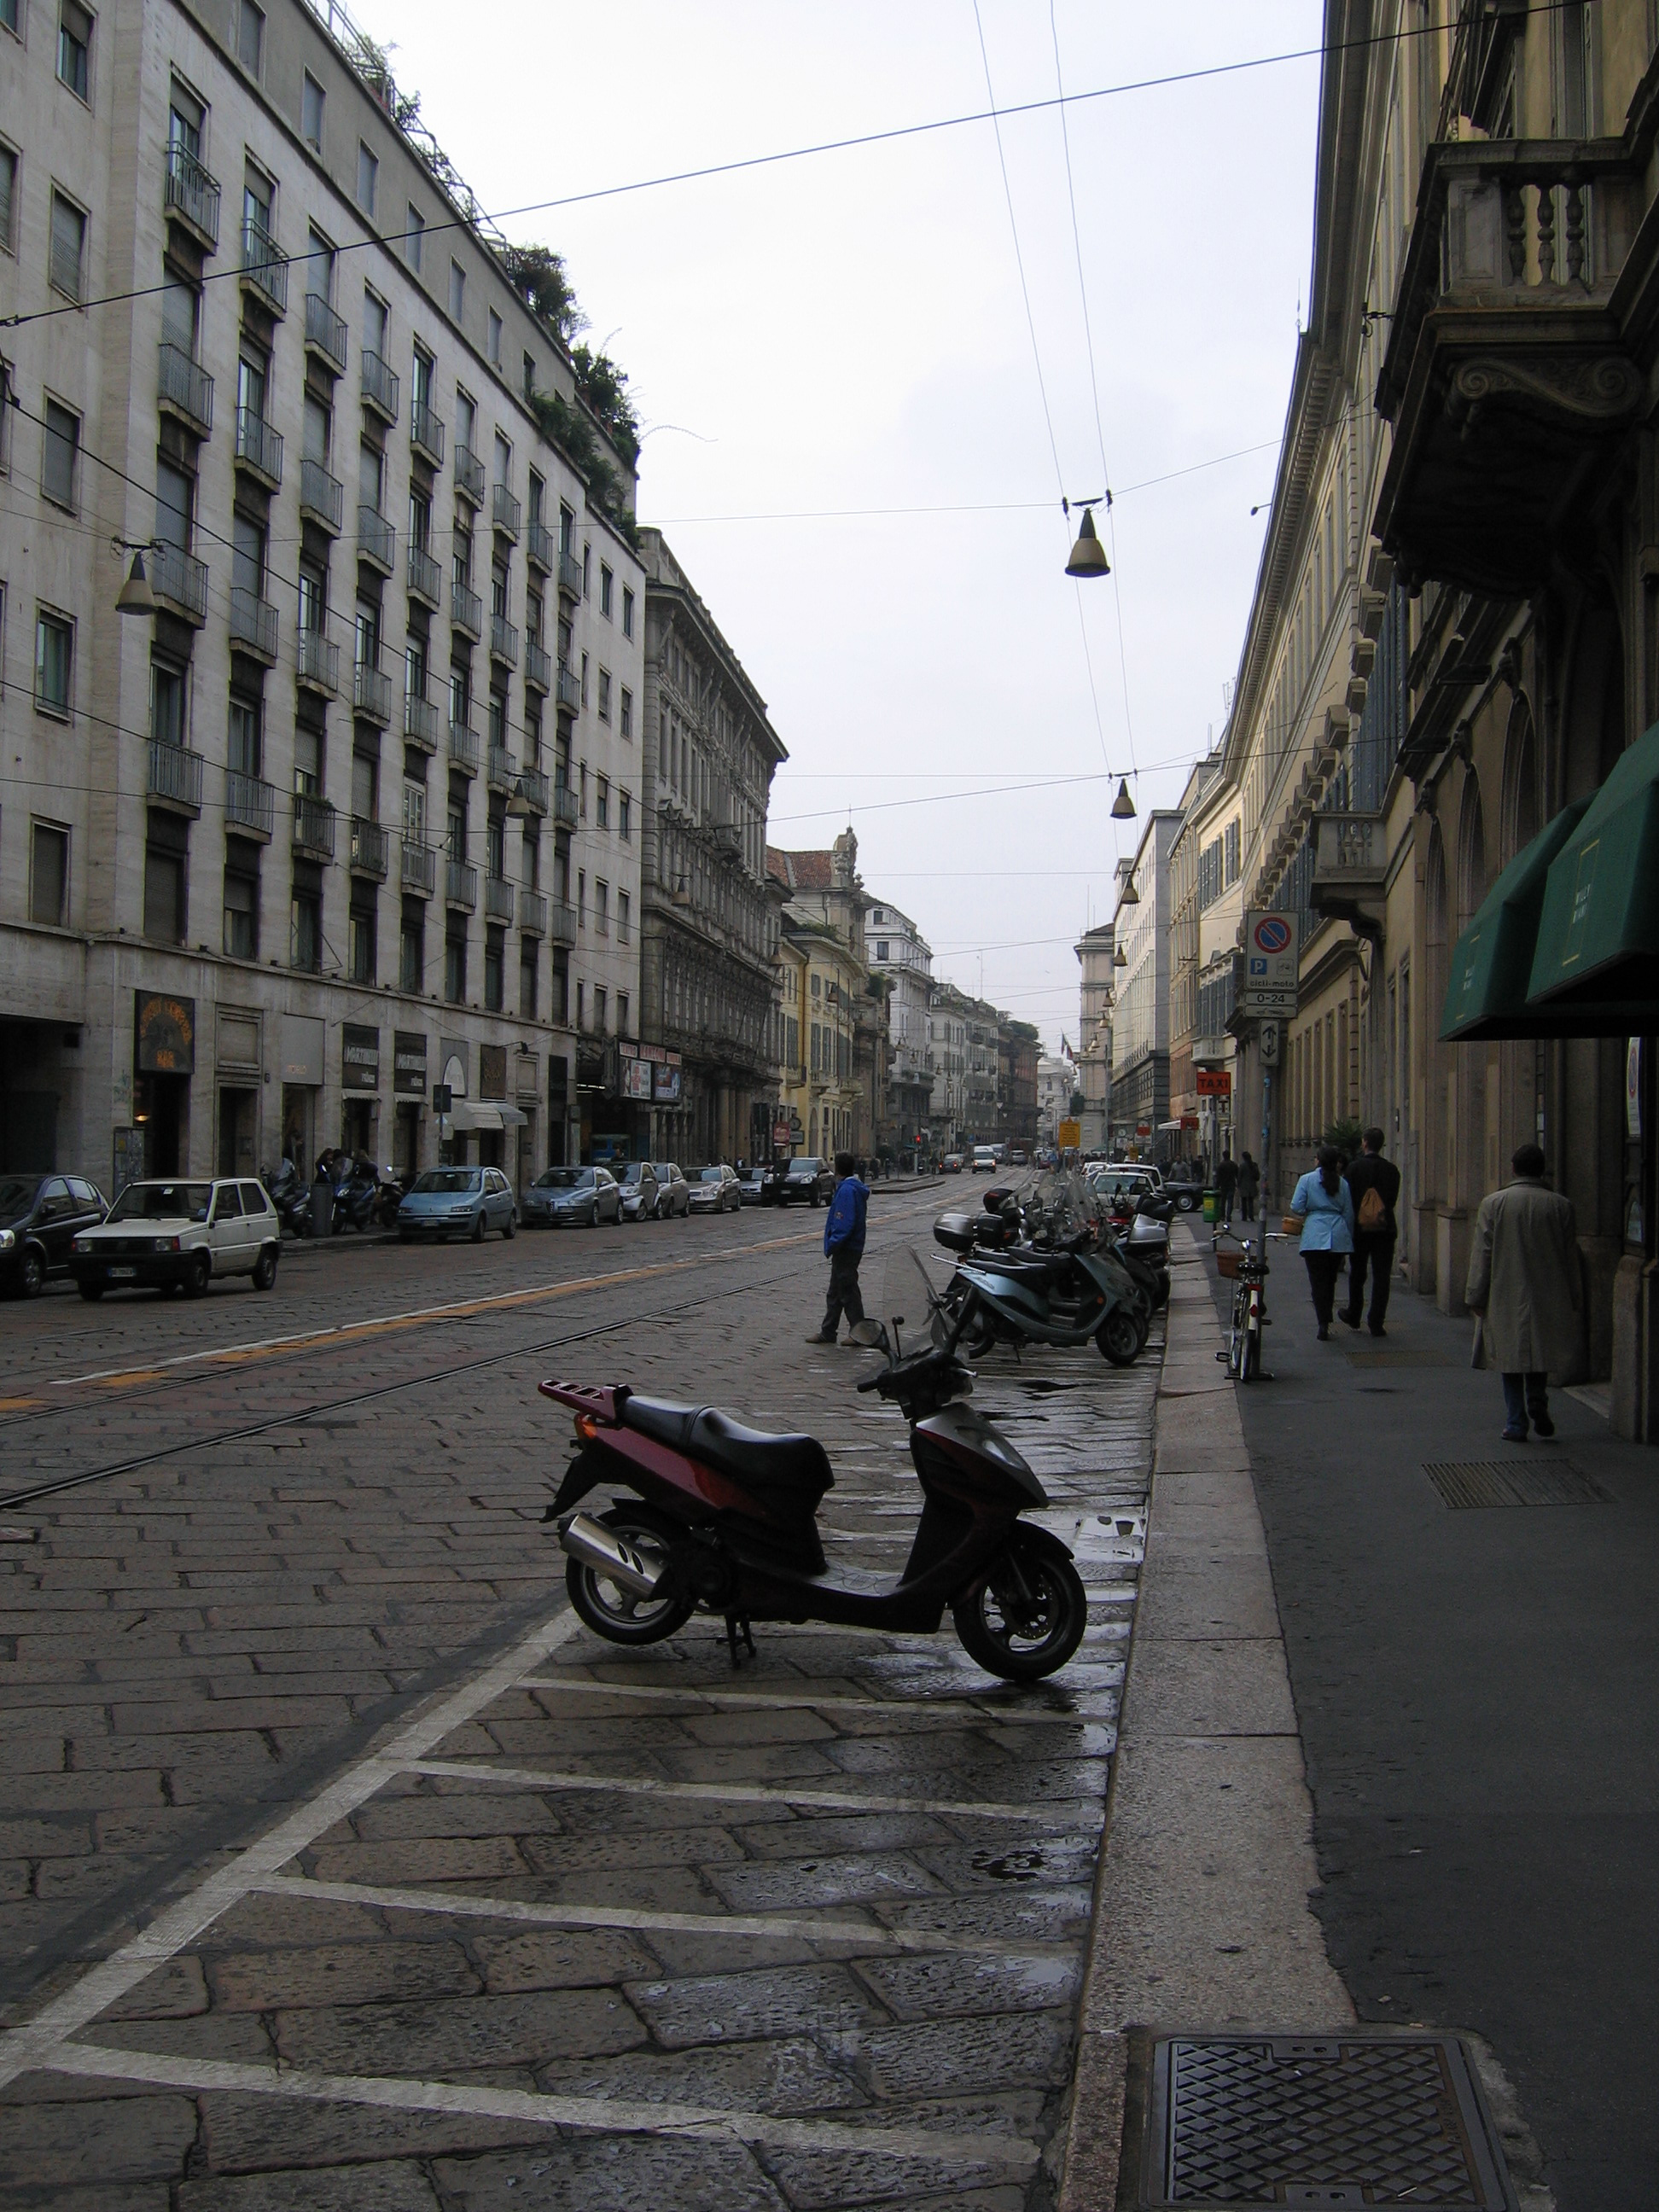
[1424,1459,1612,1509]
[1140,2034,1516,2208]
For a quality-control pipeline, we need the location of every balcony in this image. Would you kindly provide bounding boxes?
[454,444,485,506]
[239,218,288,317]
[547,899,578,948]
[517,766,550,815]
[1375,137,1645,597]
[451,579,483,640]
[147,740,204,815]
[352,659,393,725]
[399,838,436,895]
[489,614,519,667]
[357,503,395,575]
[525,637,552,694]
[304,291,348,375]
[234,406,283,489]
[447,719,480,775]
[349,816,389,878]
[552,780,578,830]
[164,143,220,250]
[557,549,584,599]
[492,481,521,539]
[362,350,400,424]
[299,457,344,534]
[406,544,442,608]
[292,792,336,859]
[486,745,515,795]
[157,342,213,436]
[225,769,275,839]
[410,401,445,469]
[1309,811,1388,933]
[403,691,439,753]
[150,542,208,625]
[445,859,478,911]
[229,585,278,663]
[295,626,340,698]
[485,876,515,924]
[527,518,553,573]
[556,661,580,713]
[520,889,547,936]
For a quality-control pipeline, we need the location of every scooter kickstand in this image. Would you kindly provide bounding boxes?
[724,1613,756,1670]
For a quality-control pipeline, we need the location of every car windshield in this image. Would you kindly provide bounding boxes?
[412,1169,483,1195]
[790,1159,818,1175]
[618,1165,647,1185]
[110,1182,213,1223]
[535,1168,591,1190]
[0,1177,38,1220]
[699,1167,725,1183]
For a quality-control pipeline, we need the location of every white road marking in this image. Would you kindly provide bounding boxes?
[516,1674,1109,1725]
[252,1871,1068,1959]
[44,2040,1039,2170]
[405,1757,1101,1827]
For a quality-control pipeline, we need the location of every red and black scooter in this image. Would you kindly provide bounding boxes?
[539,1263,1087,1682]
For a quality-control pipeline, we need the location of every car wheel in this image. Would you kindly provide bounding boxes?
[78,1281,104,1302]
[19,1245,46,1299]
[183,1251,212,1299]
[252,1244,279,1291]
[469,1210,486,1244]
[503,1210,516,1240]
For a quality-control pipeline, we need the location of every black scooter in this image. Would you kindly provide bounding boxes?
[263,1160,313,1239]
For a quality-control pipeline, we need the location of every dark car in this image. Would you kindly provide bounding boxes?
[0,1173,108,1298]
[769,1155,835,1207]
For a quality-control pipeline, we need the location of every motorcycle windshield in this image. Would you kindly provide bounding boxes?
[879,1246,950,1360]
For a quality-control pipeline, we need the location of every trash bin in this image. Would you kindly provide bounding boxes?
[1202,1189,1218,1225]
[311,1180,334,1238]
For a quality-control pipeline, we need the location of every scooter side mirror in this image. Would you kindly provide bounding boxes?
[846,1318,889,1355]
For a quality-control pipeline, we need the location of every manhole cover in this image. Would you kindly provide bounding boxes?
[1423,1459,1611,1509]
[1137,2034,1516,2208]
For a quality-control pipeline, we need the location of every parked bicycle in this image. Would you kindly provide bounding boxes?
[1215,1230,1275,1382]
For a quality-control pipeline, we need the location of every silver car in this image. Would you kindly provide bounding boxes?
[521,1165,620,1229]
[688,1164,742,1214]
[614,1161,661,1223]
[397,1167,517,1243]
[650,1163,690,1219]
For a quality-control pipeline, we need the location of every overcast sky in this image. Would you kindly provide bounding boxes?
[369,0,1324,1050]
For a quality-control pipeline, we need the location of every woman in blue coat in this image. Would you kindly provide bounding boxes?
[1288,1144,1355,1341]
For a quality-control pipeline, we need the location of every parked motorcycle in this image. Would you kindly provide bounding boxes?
[933,1173,1149,1365]
[544,1253,1088,1682]
[263,1160,313,1239]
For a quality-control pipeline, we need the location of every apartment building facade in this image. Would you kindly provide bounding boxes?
[1109,815,1179,1156]
[1073,922,1114,1152]
[767,833,876,1160]
[866,897,932,1160]
[0,0,641,1193]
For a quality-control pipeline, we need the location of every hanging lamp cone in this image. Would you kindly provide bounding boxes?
[116,550,156,616]
[1119,875,1139,905]
[1110,776,1136,819]
[1113,943,1127,968]
[1065,506,1110,579]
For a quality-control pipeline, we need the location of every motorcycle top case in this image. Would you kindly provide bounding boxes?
[933,1212,980,1254]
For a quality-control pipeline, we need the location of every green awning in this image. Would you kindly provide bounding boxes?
[1440,801,1588,1041]
[1528,719,1659,1022]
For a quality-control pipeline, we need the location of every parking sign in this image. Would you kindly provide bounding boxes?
[1239,911,1300,1016]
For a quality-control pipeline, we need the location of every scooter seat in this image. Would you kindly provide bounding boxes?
[620,1395,834,1505]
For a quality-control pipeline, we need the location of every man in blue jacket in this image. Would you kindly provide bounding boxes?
[807,1151,869,1345]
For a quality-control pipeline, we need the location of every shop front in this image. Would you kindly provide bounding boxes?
[341,1023,381,1161]
[278,1012,325,1182]
[393,1031,428,1180]
[134,991,195,1178]
[214,1006,263,1179]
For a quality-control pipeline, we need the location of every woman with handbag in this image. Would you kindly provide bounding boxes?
[1286,1145,1356,1341]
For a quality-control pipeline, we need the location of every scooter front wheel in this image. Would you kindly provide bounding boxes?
[565,1505,696,1644]
[1097,1310,1142,1366]
[953,1534,1086,1683]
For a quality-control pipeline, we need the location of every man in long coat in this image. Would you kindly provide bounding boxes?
[1464,1144,1582,1441]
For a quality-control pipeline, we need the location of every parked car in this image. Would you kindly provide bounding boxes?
[519,1165,618,1231]
[1005,1147,1029,1167]
[689,1164,742,1214]
[972,1145,998,1173]
[70,1177,280,1298]
[650,1163,691,1219]
[614,1161,661,1224]
[0,1173,108,1299]
[940,1154,964,1175]
[736,1165,766,1206]
[1088,1166,1161,1214]
[399,1166,518,1242]
[770,1155,835,1207]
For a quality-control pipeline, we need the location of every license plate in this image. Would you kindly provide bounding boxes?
[108,1266,137,1280]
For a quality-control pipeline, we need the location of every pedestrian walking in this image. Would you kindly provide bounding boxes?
[806,1151,870,1347]
[1340,1126,1400,1336]
[1237,1151,1260,1222]
[1214,1149,1238,1227]
[1287,1145,1355,1340]
[1464,1144,1582,1441]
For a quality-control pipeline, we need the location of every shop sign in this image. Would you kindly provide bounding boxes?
[653,1063,683,1103]
[341,1023,379,1092]
[1057,1118,1080,1150]
[664,1049,682,1068]
[1180,1114,1201,1129]
[640,1044,667,1064]
[279,1012,325,1086]
[1196,1069,1232,1097]
[773,1118,791,1147]
[622,1058,653,1102]
[480,1045,507,1101]
[393,1032,428,1096]
[136,992,195,1074]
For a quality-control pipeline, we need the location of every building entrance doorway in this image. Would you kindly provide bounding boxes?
[137,1074,188,1175]
[394,1102,421,1182]
[341,1097,375,1161]
[218,1087,257,1178]
[282,1085,317,1181]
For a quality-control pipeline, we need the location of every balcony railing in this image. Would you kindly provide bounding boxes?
[410,401,445,467]
[517,766,550,815]
[229,585,278,661]
[547,899,578,948]
[527,518,554,572]
[147,740,203,813]
[492,481,521,539]
[406,544,441,606]
[485,876,515,923]
[454,443,485,505]
[157,342,213,435]
[349,816,389,878]
[525,637,551,693]
[225,770,275,838]
[403,695,438,754]
[353,660,393,724]
[164,142,220,248]
[557,549,584,598]
[489,614,519,667]
[520,889,547,936]
[234,407,283,487]
[357,503,395,573]
[486,745,515,795]
[150,542,208,624]
[362,350,400,423]
[239,218,288,316]
[292,793,336,859]
[556,661,580,712]
[295,627,340,697]
[447,719,480,774]
[299,457,344,533]
[445,859,478,910]
[399,838,436,896]
[304,291,348,374]
[451,579,483,639]
[552,780,578,830]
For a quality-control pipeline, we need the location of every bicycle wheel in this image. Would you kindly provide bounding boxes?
[1238,1325,1258,1382]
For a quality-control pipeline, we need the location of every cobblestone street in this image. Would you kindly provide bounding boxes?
[0,1196,1154,2207]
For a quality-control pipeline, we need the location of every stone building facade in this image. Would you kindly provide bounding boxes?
[866,897,932,1161]
[1109,817,1179,1157]
[767,833,878,1160]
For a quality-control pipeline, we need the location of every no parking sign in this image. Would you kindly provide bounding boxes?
[1240,911,1300,1016]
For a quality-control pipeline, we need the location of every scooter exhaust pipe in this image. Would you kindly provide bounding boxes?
[557,1511,664,1598]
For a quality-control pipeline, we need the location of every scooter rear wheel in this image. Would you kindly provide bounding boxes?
[565,1505,696,1645]
[1097,1311,1141,1366]
[952,1534,1086,1683]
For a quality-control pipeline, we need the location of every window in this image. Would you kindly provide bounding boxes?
[559,504,574,556]
[57,0,90,99]
[301,71,324,150]
[522,350,536,400]
[357,140,378,217]
[34,609,72,716]
[444,919,466,1004]
[400,900,424,992]
[618,890,630,945]
[359,438,382,515]
[577,868,585,924]
[228,695,260,778]
[144,810,189,943]
[448,258,464,322]
[595,880,608,936]
[408,483,431,555]
[617,991,629,1037]
[580,650,589,707]
[405,203,424,273]
[349,891,376,984]
[600,564,613,619]
[596,777,608,830]
[618,790,631,841]
[597,669,611,723]
[486,309,502,365]
[595,987,607,1033]
[579,762,588,818]
[150,655,185,748]
[483,929,504,1011]
[293,721,322,800]
[876,940,889,963]
[620,687,632,741]
[49,190,84,301]
[31,823,67,926]
[224,847,259,958]
[242,166,272,238]
[519,939,538,1020]
[0,0,17,34]
[235,0,263,75]
[622,586,634,639]
[0,144,16,257]
[364,286,387,358]
[307,224,335,308]
[576,980,585,1030]
[1225,818,1241,885]
[231,510,265,601]
[291,865,322,972]
[493,428,511,488]
[41,399,79,509]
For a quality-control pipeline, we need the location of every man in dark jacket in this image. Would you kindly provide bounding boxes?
[1214,1150,1238,1227]
[1340,1126,1401,1336]
[807,1152,870,1345]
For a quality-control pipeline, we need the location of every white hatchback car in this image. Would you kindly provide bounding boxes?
[70,1177,282,1299]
